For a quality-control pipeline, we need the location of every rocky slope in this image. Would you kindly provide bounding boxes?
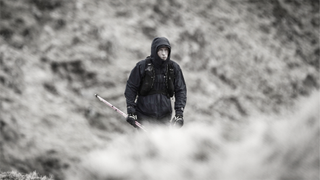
[0,0,319,179]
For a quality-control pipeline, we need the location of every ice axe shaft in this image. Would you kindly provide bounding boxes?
[95,94,147,132]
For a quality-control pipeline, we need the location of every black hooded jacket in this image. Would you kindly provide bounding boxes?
[124,37,187,123]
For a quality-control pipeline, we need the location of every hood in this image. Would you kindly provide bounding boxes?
[150,37,171,68]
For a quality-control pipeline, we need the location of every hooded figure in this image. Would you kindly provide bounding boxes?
[125,37,187,127]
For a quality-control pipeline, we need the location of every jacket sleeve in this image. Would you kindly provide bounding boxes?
[173,64,187,115]
[124,62,143,108]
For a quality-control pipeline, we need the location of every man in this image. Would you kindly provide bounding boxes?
[124,37,187,128]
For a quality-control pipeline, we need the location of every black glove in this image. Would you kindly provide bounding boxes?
[127,106,138,128]
[171,114,184,128]
[126,114,138,128]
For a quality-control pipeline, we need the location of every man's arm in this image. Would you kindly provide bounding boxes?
[173,64,187,115]
[124,64,142,108]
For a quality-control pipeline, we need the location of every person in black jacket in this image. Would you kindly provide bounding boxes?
[124,37,187,128]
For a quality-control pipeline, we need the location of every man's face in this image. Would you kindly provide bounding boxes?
[157,47,169,60]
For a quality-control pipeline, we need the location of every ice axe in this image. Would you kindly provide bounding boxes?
[95,94,147,132]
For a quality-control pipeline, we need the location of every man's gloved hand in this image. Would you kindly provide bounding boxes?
[171,114,184,128]
[127,106,138,128]
[126,114,138,128]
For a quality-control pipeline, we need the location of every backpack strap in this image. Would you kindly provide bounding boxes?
[139,57,155,96]
[166,62,175,97]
